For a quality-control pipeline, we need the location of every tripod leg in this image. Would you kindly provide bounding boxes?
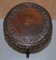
[26,49,29,58]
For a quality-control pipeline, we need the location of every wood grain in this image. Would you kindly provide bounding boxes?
[0,0,56,19]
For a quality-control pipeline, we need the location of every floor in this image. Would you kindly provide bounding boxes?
[0,19,56,60]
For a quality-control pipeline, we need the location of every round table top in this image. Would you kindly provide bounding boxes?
[4,2,52,55]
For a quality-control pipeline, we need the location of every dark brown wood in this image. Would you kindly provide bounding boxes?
[3,2,52,58]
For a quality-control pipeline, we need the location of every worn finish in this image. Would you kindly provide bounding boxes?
[3,2,52,57]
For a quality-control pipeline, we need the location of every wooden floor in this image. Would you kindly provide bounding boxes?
[0,0,56,19]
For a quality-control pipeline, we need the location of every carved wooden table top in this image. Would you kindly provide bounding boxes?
[3,2,52,58]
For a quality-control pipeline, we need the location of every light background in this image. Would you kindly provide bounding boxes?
[0,19,56,60]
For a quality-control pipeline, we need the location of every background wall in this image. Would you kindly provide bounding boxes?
[0,0,56,19]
